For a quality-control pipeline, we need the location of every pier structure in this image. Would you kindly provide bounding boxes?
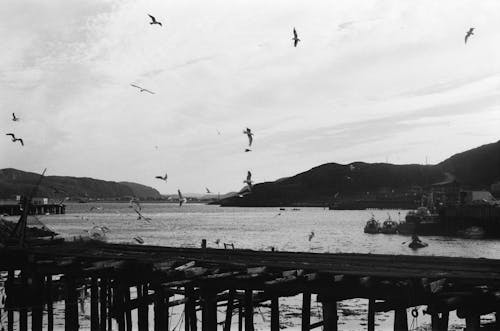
[0,204,65,216]
[1,241,500,331]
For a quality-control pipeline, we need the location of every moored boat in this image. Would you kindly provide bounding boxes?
[380,218,398,234]
[364,215,381,234]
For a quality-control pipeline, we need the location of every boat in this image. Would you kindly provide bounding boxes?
[409,241,428,249]
[459,226,486,239]
[398,206,442,235]
[380,217,398,234]
[364,216,381,234]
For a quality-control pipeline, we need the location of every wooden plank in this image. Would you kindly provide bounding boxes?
[322,300,337,331]
[368,298,375,331]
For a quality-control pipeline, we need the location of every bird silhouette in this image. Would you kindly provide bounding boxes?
[155,173,168,181]
[293,28,300,47]
[148,14,162,26]
[206,187,211,194]
[131,84,154,94]
[11,113,19,122]
[133,236,145,244]
[465,28,474,44]
[244,148,252,152]
[134,208,151,222]
[6,133,23,146]
[243,171,253,190]
[243,128,253,147]
[308,231,315,241]
[178,189,187,206]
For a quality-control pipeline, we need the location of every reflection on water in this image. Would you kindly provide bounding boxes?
[2,203,499,330]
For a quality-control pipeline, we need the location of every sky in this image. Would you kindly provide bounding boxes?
[2,0,500,194]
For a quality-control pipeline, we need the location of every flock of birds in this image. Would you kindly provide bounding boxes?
[4,14,477,246]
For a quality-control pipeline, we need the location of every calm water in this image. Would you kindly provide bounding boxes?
[2,203,499,330]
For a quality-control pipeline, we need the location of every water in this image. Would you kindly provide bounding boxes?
[2,203,499,330]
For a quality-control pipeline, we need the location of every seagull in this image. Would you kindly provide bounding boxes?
[206,187,211,194]
[178,189,187,206]
[129,198,141,211]
[5,133,23,146]
[131,84,154,94]
[465,28,474,44]
[308,231,315,241]
[214,238,220,246]
[243,128,253,147]
[148,14,162,26]
[133,236,145,244]
[11,113,19,122]
[243,171,253,190]
[134,208,151,222]
[244,148,252,152]
[155,173,168,181]
[293,28,300,47]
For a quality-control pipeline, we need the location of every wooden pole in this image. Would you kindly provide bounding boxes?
[244,290,254,331]
[114,281,125,331]
[322,301,338,331]
[64,276,79,331]
[107,281,113,331]
[238,300,243,331]
[185,287,191,331]
[123,286,132,331]
[19,272,27,331]
[393,308,408,331]
[153,284,166,331]
[32,274,43,331]
[367,298,375,331]
[100,278,108,331]
[302,292,311,331]
[137,284,148,331]
[431,312,449,331]
[465,314,480,331]
[223,289,235,331]
[7,270,14,331]
[271,296,279,331]
[90,277,99,331]
[46,275,53,331]
[202,290,217,331]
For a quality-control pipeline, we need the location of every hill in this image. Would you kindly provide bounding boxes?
[0,168,161,200]
[219,140,500,207]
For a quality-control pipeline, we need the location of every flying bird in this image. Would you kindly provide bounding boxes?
[11,113,19,122]
[243,171,253,190]
[5,133,23,146]
[465,28,474,44]
[129,198,141,211]
[148,14,162,26]
[308,231,315,242]
[244,148,252,152]
[133,236,145,244]
[178,189,187,206]
[293,28,300,47]
[155,173,168,181]
[243,128,253,146]
[206,187,211,194]
[134,208,151,222]
[131,84,154,94]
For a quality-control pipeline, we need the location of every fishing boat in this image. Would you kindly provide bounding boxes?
[380,217,398,234]
[398,206,442,235]
[364,215,380,234]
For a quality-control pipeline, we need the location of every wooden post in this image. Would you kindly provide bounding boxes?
[393,308,408,331]
[244,290,254,331]
[46,275,54,331]
[302,292,311,331]
[271,296,279,331]
[224,290,235,331]
[107,281,113,331]
[153,284,166,331]
[91,277,99,331]
[201,239,207,248]
[322,301,338,331]
[367,299,375,331]
[202,290,217,331]
[114,281,125,331]
[7,270,13,331]
[100,278,108,331]
[64,276,79,331]
[465,315,480,331]
[238,299,243,331]
[20,272,27,331]
[431,312,449,331]
[123,286,132,331]
[137,284,148,331]
[32,274,43,331]
[185,287,191,331]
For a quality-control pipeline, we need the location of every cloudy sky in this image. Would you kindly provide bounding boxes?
[2,0,500,194]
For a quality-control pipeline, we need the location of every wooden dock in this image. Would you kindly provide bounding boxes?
[0,203,65,216]
[1,240,500,331]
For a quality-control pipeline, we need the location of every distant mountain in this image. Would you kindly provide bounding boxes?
[219,140,500,207]
[0,168,161,200]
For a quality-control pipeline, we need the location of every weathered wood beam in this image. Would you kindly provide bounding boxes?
[321,300,337,331]
[99,278,108,331]
[368,298,375,331]
[393,308,408,331]
[271,296,279,331]
[223,289,235,331]
[64,276,79,331]
[90,277,99,331]
[244,290,254,331]
[137,284,148,331]
[302,291,311,331]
